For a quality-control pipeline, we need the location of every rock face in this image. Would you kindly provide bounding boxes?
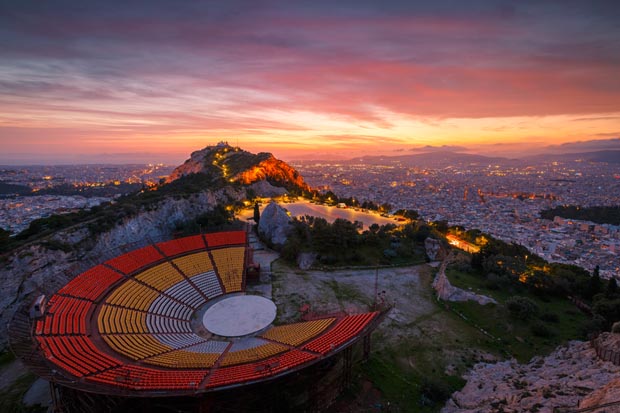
[425,237,448,261]
[433,261,497,306]
[258,202,292,248]
[0,187,242,352]
[442,337,620,413]
[248,180,287,198]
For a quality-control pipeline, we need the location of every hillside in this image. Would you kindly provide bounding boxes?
[166,142,310,193]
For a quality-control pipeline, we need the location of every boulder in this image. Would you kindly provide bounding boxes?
[297,252,317,270]
[258,202,292,248]
[425,237,448,261]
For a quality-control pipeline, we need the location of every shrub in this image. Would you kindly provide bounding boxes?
[506,296,539,320]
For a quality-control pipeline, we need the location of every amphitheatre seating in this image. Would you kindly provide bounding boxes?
[156,235,206,257]
[303,312,378,355]
[261,318,335,346]
[102,334,172,360]
[206,350,317,388]
[105,245,164,275]
[152,333,209,349]
[31,232,382,394]
[220,338,288,366]
[145,347,222,368]
[98,305,148,334]
[172,251,214,277]
[190,271,223,299]
[87,365,207,390]
[134,262,184,293]
[204,231,246,248]
[105,279,160,311]
[162,279,205,308]
[43,296,92,335]
[57,265,123,301]
[145,313,192,334]
[36,335,121,378]
[148,294,193,320]
[210,247,245,293]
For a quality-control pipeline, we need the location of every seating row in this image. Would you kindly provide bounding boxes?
[57,265,123,301]
[103,334,171,360]
[221,342,288,367]
[261,318,335,347]
[148,294,193,320]
[98,305,147,334]
[145,349,220,369]
[87,365,208,390]
[210,247,245,293]
[105,245,164,275]
[190,271,223,299]
[172,251,214,277]
[303,312,378,355]
[38,296,92,335]
[36,335,121,378]
[156,235,206,257]
[105,279,160,311]
[163,279,205,309]
[204,231,246,248]
[146,313,192,334]
[134,262,184,293]
[205,349,316,388]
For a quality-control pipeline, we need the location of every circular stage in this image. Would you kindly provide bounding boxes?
[203,295,276,337]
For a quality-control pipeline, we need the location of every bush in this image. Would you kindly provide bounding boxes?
[506,296,539,320]
[531,321,554,338]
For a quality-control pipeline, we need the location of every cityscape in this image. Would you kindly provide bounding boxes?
[1,0,619,412]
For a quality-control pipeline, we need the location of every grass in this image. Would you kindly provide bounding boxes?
[323,280,373,307]
[0,373,45,413]
[445,267,589,362]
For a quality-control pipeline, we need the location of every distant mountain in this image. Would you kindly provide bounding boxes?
[528,150,620,164]
[166,142,310,192]
[345,151,517,167]
[542,138,620,154]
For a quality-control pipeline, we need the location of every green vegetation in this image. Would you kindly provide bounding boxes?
[445,265,590,361]
[281,217,431,267]
[0,373,44,413]
[540,205,620,225]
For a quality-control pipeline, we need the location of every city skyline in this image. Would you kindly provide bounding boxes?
[1,0,619,164]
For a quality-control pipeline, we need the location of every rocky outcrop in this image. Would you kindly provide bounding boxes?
[0,187,243,352]
[166,142,310,193]
[248,180,288,198]
[442,337,620,413]
[425,237,448,261]
[433,260,497,306]
[258,202,292,248]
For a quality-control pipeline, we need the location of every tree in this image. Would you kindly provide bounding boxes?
[587,265,603,299]
[506,296,539,320]
[606,278,618,297]
[253,202,261,224]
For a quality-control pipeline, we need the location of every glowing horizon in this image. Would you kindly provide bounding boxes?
[1,1,619,164]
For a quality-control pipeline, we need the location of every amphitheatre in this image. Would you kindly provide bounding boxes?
[10,230,384,410]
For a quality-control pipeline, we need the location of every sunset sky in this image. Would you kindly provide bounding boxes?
[1,0,619,164]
